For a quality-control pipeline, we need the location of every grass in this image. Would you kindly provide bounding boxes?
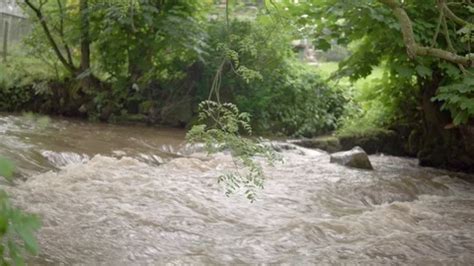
[313,61,384,89]
[314,62,340,80]
[0,44,63,90]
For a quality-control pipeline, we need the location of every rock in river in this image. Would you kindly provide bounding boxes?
[330,146,374,170]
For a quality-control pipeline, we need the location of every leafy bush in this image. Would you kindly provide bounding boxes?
[336,67,391,136]
[0,158,41,265]
[197,18,347,137]
[0,44,61,88]
[0,45,58,111]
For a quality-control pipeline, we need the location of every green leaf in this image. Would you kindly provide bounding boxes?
[440,62,461,78]
[415,65,432,78]
[394,65,414,78]
[0,159,14,181]
[453,112,468,125]
[315,39,331,51]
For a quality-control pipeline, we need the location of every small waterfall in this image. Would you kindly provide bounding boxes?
[41,150,90,168]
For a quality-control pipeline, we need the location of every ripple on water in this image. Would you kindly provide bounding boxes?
[2,149,472,265]
[0,114,473,264]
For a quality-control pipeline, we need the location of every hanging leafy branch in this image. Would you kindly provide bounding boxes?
[186,0,281,202]
[186,101,280,202]
[187,25,279,200]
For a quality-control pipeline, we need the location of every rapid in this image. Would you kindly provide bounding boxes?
[0,114,473,264]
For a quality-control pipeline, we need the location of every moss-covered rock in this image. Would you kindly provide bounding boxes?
[289,136,342,153]
[338,129,406,156]
[291,128,409,156]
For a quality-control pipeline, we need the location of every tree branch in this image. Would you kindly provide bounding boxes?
[430,12,443,48]
[441,11,455,52]
[56,0,74,67]
[378,0,473,67]
[438,0,471,27]
[23,0,77,74]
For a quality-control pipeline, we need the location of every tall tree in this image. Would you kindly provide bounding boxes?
[79,0,90,74]
[24,0,77,74]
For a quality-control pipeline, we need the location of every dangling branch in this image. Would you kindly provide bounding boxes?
[378,0,473,67]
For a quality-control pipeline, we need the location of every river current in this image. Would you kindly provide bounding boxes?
[0,114,473,264]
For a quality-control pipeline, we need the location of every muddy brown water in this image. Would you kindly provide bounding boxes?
[0,114,473,264]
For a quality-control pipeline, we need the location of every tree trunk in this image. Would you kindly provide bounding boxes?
[418,71,474,172]
[77,0,99,95]
[79,0,91,73]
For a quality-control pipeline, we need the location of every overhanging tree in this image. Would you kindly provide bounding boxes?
[282,0,473,170]
[379,0,473,68]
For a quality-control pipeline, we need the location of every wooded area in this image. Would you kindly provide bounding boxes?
[0,1,472,263]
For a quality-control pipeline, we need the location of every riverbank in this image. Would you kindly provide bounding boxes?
[290,126,474,174]
[289,129,408,156]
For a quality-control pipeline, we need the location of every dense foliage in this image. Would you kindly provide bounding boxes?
[1,1,346,137]
[282,0,473,169]
[433,77,474,125]
[284,0,472,124]
[196,18,346,136]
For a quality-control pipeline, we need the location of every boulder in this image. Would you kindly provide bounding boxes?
[330,146,373,170]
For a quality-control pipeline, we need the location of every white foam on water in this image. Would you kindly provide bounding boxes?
[41,151,90,168]
[1,114,473,264]
[4,147,473,265]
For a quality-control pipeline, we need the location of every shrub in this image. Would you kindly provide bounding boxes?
[197,18,347,137]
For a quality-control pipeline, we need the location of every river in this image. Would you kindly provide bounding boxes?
[1,113,473,264]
